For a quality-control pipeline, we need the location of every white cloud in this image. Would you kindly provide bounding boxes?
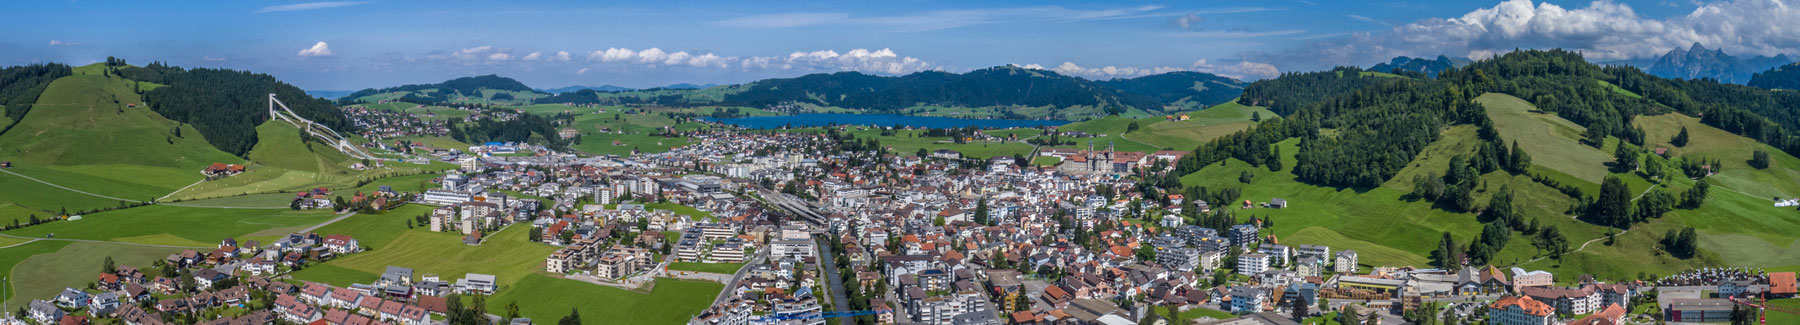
[1173,14,1204,30]
[488,53,513,61]
[1253,0,1800,73]
[48,40,80,47]
[255,1,367,14]
[201,56,228,62]
[521,52,542,61]
[740,48,934,75]
[586,48,733,68]
[1191,59,1281,80]
[552,51,572,61]
[576,67,590,75]
[1153,0,1800,77]
[297,41,334,57]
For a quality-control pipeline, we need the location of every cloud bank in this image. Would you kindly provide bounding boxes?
[1251,0,1800,73]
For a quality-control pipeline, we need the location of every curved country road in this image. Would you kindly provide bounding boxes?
[0,168,145,203]
[0,233,211,249]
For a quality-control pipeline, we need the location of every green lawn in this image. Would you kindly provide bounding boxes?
[4,241,178,308]
[1178,138,1612,273]
[1032,156,1062,166]
[309,204,437,249]
[573,133,693,156]
[667,262,743,274]
[394,136,473,151]
[1766,299,1800,324]
[1050,116,1165,153]
[165,193,300,209]
[1124,99,1275,151]
[1480,93,1615,183]
[0,205,338,247]
[288,263,382,287]
[0,74,242,173]
[0,169,137,219]
[0,240,73,307]
[312,224,555,289]
[487,275,721,325]
[1635,113,1800,199]
[645,202,715,221]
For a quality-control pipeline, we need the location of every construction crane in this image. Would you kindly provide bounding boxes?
[748,309,889,322]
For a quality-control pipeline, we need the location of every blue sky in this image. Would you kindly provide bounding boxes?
[5,0,1796,90]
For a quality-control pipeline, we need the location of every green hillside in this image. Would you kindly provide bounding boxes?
[247,121,357,173]
[1122,99,1276,151]
[0,74,242,172]
[1635,113,1800,199]
[1479,93,1616,183]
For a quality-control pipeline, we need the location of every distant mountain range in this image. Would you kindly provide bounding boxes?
[716,65,1246,118]
[1368,55,1472,78]
[537,85,634,94]
[353,67,1246,119]
[341,75,547,104]
[1644,43,1792,84]
[535,83,720,94]
[305,90,357,100]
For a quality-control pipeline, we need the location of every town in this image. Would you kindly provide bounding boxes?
[9,120,1795,325]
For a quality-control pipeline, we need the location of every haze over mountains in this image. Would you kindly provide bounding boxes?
[1640,43,1792,85]
[343,65,1249,120]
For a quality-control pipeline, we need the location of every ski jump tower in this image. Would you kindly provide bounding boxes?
[268,93,380,161]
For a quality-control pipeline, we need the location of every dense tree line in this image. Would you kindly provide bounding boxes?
[1172,117,1304,175]
[1748,63,1800,90]
[0,63,72,131]
[533,88,699,107]
[447,113,569,150]
[1240,66,1395,116]
[1368,55,1468,78]
[341,74,541,103]
[1608,62,1800,159]
[1662,227,1699,258]
[720,67,1161,116]
[1442,50,1665,146]
[1095,71,1245,107]
[118,62,352,156]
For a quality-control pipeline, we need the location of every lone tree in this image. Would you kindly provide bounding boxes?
[1671,126,1690,147]
[1291,295,1310,321]
[1750,150,1771,169]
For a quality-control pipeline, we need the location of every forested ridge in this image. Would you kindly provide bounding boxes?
[1183,49,1800,236]
[1748,63,1800,90]
[341,74,543,104]
[0,63,74,132]
[118,61,352,156]
[1095,71,1245,106]
[720,67,1158,116]
[534,89,698,107]
[1368,55,1469,78]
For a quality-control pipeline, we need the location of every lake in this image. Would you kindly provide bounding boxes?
[705,114,1069,129]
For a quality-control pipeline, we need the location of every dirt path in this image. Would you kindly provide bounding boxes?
[0,168,144,203]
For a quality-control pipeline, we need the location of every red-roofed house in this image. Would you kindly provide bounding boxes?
[1488,295,1554,325]
[1771,272,1796,298]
